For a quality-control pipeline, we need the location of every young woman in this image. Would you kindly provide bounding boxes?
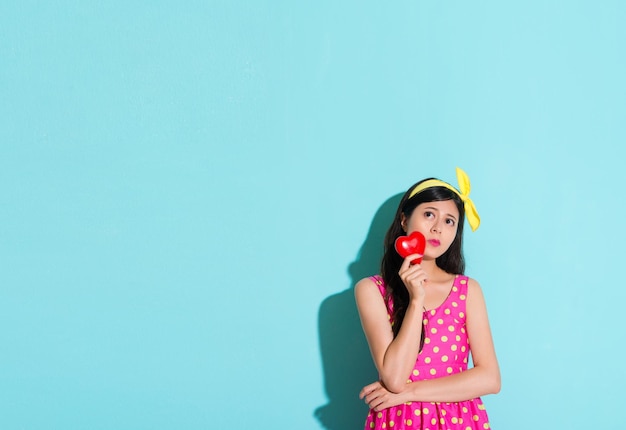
[355,168,500,429]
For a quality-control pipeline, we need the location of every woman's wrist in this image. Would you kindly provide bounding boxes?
[398,380,418,404]
[405,380,420,402]
[408,297,425,309]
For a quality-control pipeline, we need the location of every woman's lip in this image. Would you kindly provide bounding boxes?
[428,239,441,247]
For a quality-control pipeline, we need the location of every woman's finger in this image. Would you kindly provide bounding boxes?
[399,254,422,272]
[359,381,381,399]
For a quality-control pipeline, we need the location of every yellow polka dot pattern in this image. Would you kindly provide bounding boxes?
[365,275,491,430]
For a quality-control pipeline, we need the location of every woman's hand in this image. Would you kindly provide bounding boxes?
[359,380,409,411]
[398,254,427,301]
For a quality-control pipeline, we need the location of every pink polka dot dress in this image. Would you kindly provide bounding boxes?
[364,274,491,430]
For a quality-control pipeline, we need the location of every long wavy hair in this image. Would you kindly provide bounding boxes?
[380,180,466,337]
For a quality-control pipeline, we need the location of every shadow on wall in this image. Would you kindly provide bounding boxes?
[315,193,403,430]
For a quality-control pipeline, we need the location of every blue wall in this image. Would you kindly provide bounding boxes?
[1,1,625,429]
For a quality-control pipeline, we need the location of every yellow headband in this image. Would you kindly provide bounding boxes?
[407,167,480,232]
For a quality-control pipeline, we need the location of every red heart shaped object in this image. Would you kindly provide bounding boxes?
[394,231,426,264]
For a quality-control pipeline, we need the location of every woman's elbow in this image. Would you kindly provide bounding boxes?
[487,371,501,395]
[475,360,501,395]
[381,376,407,394]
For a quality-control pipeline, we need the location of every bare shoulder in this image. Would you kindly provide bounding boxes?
[354,276,379,299]
[466,276,482,291]
[354,276,387,310]
[465,276,487,303]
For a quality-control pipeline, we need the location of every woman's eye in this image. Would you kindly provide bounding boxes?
[446,219,456,226]
[424,211,434,218]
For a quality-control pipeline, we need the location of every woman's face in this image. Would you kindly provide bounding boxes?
[401,199,460,260]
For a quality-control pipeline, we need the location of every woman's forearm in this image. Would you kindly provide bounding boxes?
[379,300,424,393]
[405,365,501,402]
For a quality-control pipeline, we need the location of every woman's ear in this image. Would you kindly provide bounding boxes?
[400,213,407,233]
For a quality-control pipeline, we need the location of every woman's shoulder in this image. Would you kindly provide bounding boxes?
[355,275,383,292]
[464,275,481,290]
[453,273,479,286]
[354,275,386,300]
[460,275,488,306]
[453,274,483,296]
[355,275,392,314]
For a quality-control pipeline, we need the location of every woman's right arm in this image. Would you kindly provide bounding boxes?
[355,258,426,393]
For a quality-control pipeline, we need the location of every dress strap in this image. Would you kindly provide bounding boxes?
[451,275,470,317]
[455,274,470,296]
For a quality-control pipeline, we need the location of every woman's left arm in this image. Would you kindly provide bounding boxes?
[361,278,501,410]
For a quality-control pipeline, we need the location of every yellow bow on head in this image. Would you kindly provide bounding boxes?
[407,167,480,232]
